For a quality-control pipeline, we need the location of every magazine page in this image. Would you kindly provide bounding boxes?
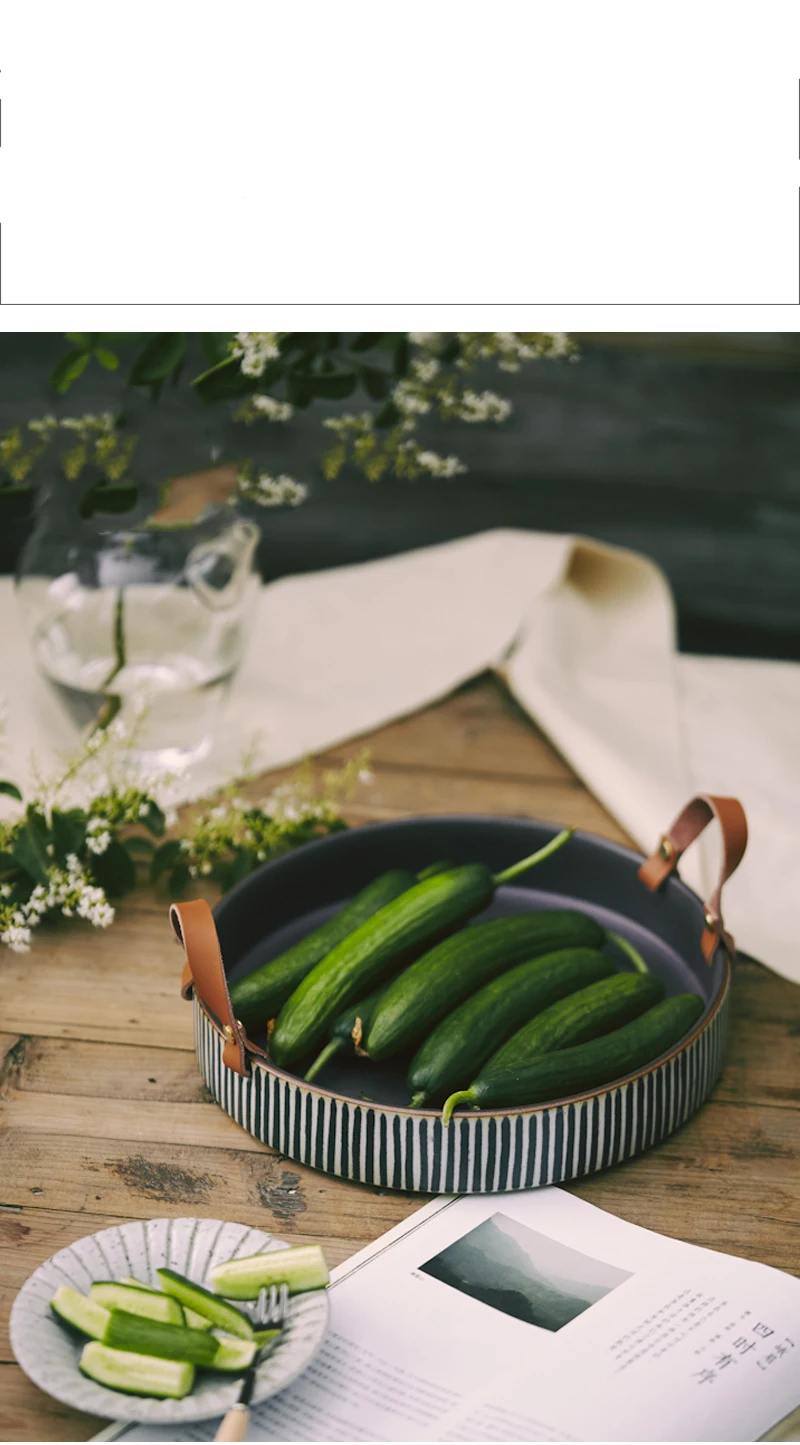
[101,1189,800,1444]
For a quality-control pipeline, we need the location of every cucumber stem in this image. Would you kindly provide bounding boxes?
[442,1089,476,1127]
[304,1038,343,1083]
[492,828,574,886]
[607,930,649,974]
[410,1092,427,1108]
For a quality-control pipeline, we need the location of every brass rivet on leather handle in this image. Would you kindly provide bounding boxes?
[703,909,717,931]
[659,837,675,861]
[223,1024,234,1042]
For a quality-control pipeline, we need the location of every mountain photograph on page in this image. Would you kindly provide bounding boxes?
[420,1212,632,1331]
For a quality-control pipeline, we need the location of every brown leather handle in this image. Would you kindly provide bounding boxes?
[171,899,251,1076]
[638,794,748,963]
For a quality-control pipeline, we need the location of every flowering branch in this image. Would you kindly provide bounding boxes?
[0,711,363,953]
[1,331,577,518]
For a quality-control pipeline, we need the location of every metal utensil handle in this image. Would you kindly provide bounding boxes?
[638,794,748,962]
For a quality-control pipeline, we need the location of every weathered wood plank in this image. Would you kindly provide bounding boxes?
[0,1206,363,1364]
[323,677,574,783]
[8,1038,212,1104]
[0,922,194,1049]
[0,1130,422,1242]
[3,1091,276,1153]
[0,1364,105,1443]
[340,767,632,843]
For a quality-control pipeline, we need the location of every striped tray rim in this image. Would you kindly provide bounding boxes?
[193,980,729,1193]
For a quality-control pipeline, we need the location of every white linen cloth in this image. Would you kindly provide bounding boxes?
[1,529,797,982]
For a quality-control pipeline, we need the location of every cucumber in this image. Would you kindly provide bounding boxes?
[304,980,394,1082]
[118,1277,211,1331]
[209,1333,258,1372]
[254,1326,282,1349]
[482,971,664,1072]
[156,1268,254,1340]
[408,947,617,1106]
[103,1308,220,1365]
[364,908,604,1063]
[229,869,416,1027]
[89,1281,184,1326]
[50,1285,109,1341]
[79,1340,195,1399]
[270,831,574,1066]
[442,992,705,1122]
[210,1243,329,1299]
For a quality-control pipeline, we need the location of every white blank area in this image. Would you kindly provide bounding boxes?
[2,0,799,305]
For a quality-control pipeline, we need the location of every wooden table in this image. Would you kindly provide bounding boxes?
[2,675,799,1443]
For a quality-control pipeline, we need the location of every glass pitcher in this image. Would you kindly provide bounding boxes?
[16,489,260,772]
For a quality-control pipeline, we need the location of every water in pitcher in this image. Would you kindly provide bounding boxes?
[32,585,248,770]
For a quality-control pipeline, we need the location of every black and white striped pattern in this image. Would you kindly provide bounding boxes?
[194,992,728,1193]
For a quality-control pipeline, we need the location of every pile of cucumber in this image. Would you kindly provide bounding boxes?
[49,1244,328,1400]
[229,834,704,1123]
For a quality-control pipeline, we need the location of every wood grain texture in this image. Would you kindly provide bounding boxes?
[1,675,798,1442]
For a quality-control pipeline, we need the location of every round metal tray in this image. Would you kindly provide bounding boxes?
[199,816,729,1193]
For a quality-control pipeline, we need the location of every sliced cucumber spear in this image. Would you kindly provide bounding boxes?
[156,1268,254,1340]
[209,1244,329,1299]
[103,1309,219,1366]
[79,1341,195,1399]
[89,1281,184,1326]
[118,1276,211,1331]
[50,1284,109,1341]
[209,1333,258,1372]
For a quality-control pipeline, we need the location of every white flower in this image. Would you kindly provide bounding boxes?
[454,389,512,424]
[415,450,467,478]
[231,333,281,378]
[237,471,308,508]
[0,883,11,899]
[86,829,111,855]
[250,394,294,422]
[200,861,212,876]
[410,357,440,384]
[164,807,178,828]
[358,768,375,785]
[1,922,32,952]
[392,381,430,416]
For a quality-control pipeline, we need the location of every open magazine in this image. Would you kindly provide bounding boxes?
[98,1189,800,1444]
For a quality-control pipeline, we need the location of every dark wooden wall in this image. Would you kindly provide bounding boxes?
[3,333,800,659]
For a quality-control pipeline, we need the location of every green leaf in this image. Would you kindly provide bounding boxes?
[350,333,383,353]
[51,808,87,866]
[51,349,90,394]
[199,333,236,365]
[359,365,392,400]
[130,334,186,386]
[373,399,401,429]
[151,839,185,883]
[90,838,136,897]
[0,781,23,800]
[285,374,313,408]
[94,348,119,371]
[392,337,410,377]
[78,481,139,519]
[440,335,461,364]
[139,800,165,838]
[228,848,255,886]
[0,850,18,873]
[168,862,192,897]
[124,835,155,856]
[291,369,356,400]
[192,355,257,404]
[65,332,91,348]
[12,809,52,885]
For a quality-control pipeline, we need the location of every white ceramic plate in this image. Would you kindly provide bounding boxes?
[9,1216,330,1425]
